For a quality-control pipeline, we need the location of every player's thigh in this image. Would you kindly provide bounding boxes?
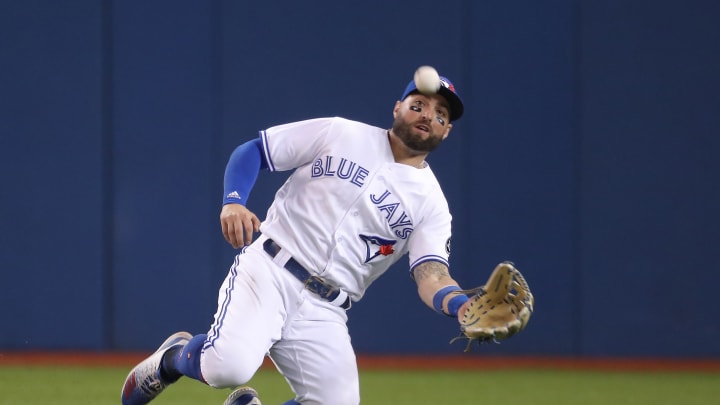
[202,250,287,387]
[270,296,359,405]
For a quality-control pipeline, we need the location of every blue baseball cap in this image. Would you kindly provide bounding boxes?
[401,74,464,121]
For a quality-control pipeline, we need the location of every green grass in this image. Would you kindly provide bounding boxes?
[0,366,718,404]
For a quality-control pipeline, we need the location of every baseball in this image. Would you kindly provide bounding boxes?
[413,65,441,94]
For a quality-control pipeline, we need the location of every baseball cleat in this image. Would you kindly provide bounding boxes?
[121,331,193,405]
[224,386,262,405]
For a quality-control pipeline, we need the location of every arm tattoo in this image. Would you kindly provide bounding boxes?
[412,261,451,283]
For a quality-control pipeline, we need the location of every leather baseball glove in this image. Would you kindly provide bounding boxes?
[451,261,534,351]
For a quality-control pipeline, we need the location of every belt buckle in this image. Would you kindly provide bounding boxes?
[304,275,333,298]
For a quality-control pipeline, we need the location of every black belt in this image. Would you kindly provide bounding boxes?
[263,238,351,310]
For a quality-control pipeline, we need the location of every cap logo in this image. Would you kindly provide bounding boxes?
[440,79,456,93]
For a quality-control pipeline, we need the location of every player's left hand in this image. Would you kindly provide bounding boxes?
[452,262,534,351]
[220,203,261,248]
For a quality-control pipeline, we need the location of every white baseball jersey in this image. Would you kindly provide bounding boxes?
[258,117,452,301]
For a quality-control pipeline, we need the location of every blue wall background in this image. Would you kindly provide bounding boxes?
[1,0,718,358]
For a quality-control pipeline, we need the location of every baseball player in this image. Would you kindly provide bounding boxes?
[121,70,470,405]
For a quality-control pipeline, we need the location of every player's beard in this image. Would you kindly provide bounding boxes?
[391,119,444,153]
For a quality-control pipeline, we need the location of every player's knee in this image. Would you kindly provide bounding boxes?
[202,365,256,388]
[200,347,262,388]
[201,359,258,388]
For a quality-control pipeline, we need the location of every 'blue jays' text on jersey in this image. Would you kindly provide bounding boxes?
[259,117,452,301]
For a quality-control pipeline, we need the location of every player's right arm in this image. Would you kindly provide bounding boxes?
[221,118,334,248]
[220,137,267,248]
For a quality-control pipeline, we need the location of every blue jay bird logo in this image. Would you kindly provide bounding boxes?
[359,234,397,263]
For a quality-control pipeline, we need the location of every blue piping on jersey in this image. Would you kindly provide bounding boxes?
[204,251,243,351]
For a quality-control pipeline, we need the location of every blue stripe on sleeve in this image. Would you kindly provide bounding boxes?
[260,130,275,171]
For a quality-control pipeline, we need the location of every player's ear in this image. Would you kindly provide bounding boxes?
[442,124,452,140]
[393,100,402,118]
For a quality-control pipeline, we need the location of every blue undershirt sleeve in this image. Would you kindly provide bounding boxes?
[222,137,268,205]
